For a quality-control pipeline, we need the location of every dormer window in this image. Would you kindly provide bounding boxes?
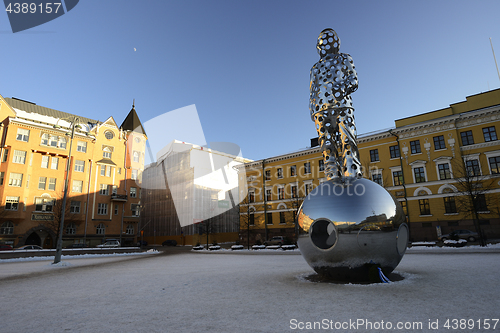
[103,146,112,159]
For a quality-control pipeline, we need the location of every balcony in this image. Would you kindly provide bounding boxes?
[111,194,128,202]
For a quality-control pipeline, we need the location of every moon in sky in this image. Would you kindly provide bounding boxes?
[134,48,136,51]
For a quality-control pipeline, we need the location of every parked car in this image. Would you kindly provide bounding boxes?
[137,240,148,247]
[0,244,13,251]
[97,239,121,248]
[162,240,177,246]
[438,230,479,242]
[264,236,285,246]
[16,245,43,250]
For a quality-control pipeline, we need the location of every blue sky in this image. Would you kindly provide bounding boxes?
[1,0,500,161]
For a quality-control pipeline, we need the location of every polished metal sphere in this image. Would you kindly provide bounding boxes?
[297,178,408,282]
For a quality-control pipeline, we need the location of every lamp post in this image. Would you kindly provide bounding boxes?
[53,117,80,264]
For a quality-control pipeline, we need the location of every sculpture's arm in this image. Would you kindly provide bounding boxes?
[343,54,358,95]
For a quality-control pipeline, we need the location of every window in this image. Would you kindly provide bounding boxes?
[130,187,137,198]
[419,199,430,215]
[13,150,26,164]
[369,149,379,162]
[475,194,488,212]
[400,201,407,216]
[64,223,76,235]
[278,187,284,200]
[49,135,58,147]
[319,160,324,172]
[266,189,271,201]
[267,212,273,225]
[290,165,296,177]
[74,160,85,172]
[249,191,255,203]
[9,173,23,187]
[460,131,474,146]
[70,201,81,214]
[48,178,56,191]
[2,149,8,162]
[38,177,47,190]
[41,155,49,168]
[277,168,283,179]
[114,204,119,215]
[438,163,451,180]
[103,147,112,159]
[372,173,382,186]
[489,156,500,175]
[133,151,140,163]
[131,204,140,216]
[104,131,114,140]
[50,157,58,170]
[41,133,48,146]
[410,140,421,154]
[305,183,313,196]
[96,223,105,235]
[0,221,14,235]
[265,170,271,181]
[433,135,446,150]
[304,162,311,174]
[77,141,87,153]
[393,170,403,186]
[130,169,138,180]
[16,128,30,142]
[249,213,255,225]
[5,196,19,211]
[35,197,54,212]
[99,184,109,195]
[100,165,106,176]
[106,166,111,177]
[97,203,108,215]
[443,197,457,214]
[0,172,4,185]
[483,126,497,142]
[111,185,117,195]
[291,185,298,198]
[72,180,83,193]
[389,145,400,159]
[414,167,426,183]
[59,137,67,149]
[126,224,134,235]
[279,212,286,224]
[466,159,481,176]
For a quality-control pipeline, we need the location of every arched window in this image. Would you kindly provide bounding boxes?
[66,223,76,235]
[126,224,134,235]
[96,223,105,235]
[0,221,14,235]
[103,147,112,159]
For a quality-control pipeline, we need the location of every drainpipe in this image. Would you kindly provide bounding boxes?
[262,159,267,242]
[84,159,92,245]
[389,129,411,240]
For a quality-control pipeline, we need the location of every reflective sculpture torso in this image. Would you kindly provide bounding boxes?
[309,29,362,180]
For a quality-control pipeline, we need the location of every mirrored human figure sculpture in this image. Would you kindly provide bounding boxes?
[309,28,362,181]
[297,29,409,282]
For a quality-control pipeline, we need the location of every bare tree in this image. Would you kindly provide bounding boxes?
[46,192,78,248]
[451,157,497,246]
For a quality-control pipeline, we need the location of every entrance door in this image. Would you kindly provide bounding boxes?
[25,232,41,246]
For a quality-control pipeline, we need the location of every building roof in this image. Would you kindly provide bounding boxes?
[120,103,146,136]
[5,97,98,126]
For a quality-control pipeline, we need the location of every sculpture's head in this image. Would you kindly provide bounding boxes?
[317,28,340,57]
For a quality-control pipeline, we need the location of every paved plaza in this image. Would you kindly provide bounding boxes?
[1,247,499,333]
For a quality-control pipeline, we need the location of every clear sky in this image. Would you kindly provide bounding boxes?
[1,0,500,161]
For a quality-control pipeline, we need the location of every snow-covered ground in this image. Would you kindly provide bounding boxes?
[1,248,499,333]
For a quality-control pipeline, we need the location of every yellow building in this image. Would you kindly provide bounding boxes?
[0,95,146,248]
[238,89,500,244]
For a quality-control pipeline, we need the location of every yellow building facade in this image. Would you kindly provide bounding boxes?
[239,89,500,244]
[0,95,146,248]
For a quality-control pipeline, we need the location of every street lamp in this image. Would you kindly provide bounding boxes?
[53,117,82,264]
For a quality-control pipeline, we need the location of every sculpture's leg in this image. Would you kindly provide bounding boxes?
[313,109,342,180]
[338,108,362,179]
